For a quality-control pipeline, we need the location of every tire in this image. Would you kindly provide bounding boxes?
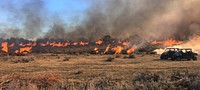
[187,57,191,61]
[171,57,175,61]
[160,55,167,60]
[176,57,181,61]
[193,57,197,61]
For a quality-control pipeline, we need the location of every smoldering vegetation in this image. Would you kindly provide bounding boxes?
[1,0,200,42]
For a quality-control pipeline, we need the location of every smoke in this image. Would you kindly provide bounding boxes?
[0,0,46,40]
[0,26,21,39]
[66,0,200,42]
[44,17,67,39]
[1,0,200,42]
[21,0,46,39]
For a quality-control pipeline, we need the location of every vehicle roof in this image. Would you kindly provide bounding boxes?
[166,48,179,49]
[180,48,192,50]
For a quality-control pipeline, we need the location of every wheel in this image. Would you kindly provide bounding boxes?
[171,57,175,61]
[176,57,181,61]
[193,57,197,61]
[187,57,191,61]
[160,55,167,60]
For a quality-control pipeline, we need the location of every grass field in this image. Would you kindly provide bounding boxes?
[0,54,200,90]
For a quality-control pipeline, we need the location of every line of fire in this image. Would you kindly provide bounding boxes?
[0,35,183,56]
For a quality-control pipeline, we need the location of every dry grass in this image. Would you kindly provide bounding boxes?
[0,72,62,90]
[0,54,200,89]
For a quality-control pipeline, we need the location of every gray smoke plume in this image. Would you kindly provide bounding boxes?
[0,0,46,40]
[66,0,200,42]
[0,26,21,39]
[1,0,200,42]
[21,0,46,39]
[45,17,67,39]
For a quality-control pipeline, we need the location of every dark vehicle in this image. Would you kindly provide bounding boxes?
[160,48,179,60]
[172,48,198,61]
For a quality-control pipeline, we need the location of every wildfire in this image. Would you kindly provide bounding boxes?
[152,38,182,46]
[112,46,123,54]
[96,40,103,45]
[127,46,137,54]
[0,37,139,55]
[80,41,89,46]
[64,42,70,46]
[19,42,36,47]
[72,42,78,46]
[94,47,99,53]
[104,44,111,54]
[9,43,15,47]
[122,41,129,46]
[40,42,49,46]
[1,42,8,53]
[151,41,162,45]
[50,42,63,47]
[15,47,32,54]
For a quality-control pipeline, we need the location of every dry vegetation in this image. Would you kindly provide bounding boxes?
[0,54,200,90]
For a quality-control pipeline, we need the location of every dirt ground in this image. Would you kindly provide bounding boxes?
[0,54,200,90]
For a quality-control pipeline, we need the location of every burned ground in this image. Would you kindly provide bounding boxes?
[0,54,200,90]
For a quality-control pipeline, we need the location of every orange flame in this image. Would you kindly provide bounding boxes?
[15,50,19,53]
[72,42,78,46]
[112,46,123,54]
[94,47,99,53]
[163,39,182,46]
[9,43,15,47]
[15,47,32,54]
[151,41,162,45]
[1,42,8,53]
[96,40,103,45]
[50,42,63,47]
[152,38,182,46]
[64,42,70,46]
[127,46,137,54]
[122,41,129,46]
[104,44,111,54]
[19,42,36,47]
[40,42,49,46]
[80,41,89,46]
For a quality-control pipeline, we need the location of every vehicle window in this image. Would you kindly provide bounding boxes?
[182,50,186,53]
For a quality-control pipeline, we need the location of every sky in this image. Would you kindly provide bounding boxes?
[0,0,90,26]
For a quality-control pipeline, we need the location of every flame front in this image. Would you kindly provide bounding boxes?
[9,43,15,47]
[40,42,49,46]
[80,41,89,46]
[1,42,8,53]
[152,38,182,46]
[94,47,99,53]
[15,47,32,54]
[96,40,103,45]
[122,41,129,46]
[127,46,137,55]
[72,42,78,46]
[112,46,123,54]
[0,39,139,55]
[104,44,111,54]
